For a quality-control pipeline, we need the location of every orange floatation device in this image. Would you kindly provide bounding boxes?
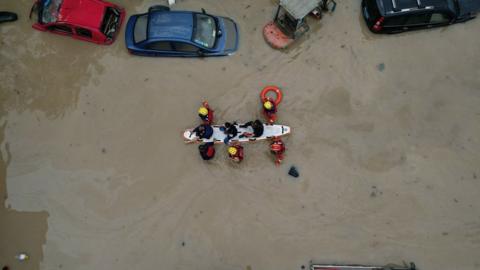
[260,86,283,105]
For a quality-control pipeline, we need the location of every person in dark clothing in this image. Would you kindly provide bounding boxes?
[240,119,264,137]
[193,124,214,139]
[222,122,238,144]
[198,142,215,160]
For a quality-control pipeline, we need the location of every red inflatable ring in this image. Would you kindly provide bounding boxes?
[260,86,283,106]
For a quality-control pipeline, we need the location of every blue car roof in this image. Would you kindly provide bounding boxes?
[148,11,194,41]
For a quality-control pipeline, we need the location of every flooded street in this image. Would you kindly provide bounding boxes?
[1,0,480,269]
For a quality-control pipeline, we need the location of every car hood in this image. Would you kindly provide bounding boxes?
[58,0,106,28]
[457,0,480,17]
[220,17,239,53]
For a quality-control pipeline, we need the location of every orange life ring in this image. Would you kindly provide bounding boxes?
[260,86,283,106]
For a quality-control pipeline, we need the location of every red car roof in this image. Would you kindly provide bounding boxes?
[57,0,107,29]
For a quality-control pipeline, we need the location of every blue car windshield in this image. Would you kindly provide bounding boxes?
[193,14,216,48]
[40,0,63,24]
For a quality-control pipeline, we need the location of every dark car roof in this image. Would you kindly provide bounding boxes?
[148,11,194,41]
[377,0,453,15]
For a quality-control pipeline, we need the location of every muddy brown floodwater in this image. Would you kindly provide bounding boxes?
[1,0,480,270]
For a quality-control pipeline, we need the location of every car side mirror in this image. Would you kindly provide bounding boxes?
[201,8,206,14]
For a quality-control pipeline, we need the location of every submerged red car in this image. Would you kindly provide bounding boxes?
[30,0,125,45]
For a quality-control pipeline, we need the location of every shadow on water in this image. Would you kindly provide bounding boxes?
[0,121,49,270]
[0,0,108,269]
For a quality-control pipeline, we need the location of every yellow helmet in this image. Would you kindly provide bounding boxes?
[263,101,273,110]
[228,146,237,155]
[198,107,208,116]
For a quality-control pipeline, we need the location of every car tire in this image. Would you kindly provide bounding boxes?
[148,5,170,13]
[0,12,18,24]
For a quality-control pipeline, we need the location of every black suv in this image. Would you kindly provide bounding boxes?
[362,0,480,33]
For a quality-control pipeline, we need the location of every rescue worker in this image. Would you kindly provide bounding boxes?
[198,101,214,124]
[240,119,264,137]
[263,99,277,123]
[270,137,285,165]
[222,122,238,144]
[198,142,215,160]
[228,144,244,163]
[192,124,214,139]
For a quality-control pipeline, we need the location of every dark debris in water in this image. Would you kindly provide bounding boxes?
[377,63,385,72]
[370,186,383,198]
[288,166,299,178]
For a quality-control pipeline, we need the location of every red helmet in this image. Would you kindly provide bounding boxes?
[271,143,283,152]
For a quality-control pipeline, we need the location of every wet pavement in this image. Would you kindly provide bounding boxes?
[1,0,480,269]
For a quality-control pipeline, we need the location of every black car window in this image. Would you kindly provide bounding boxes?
[384,16,406,26]
[405,13,430,25]
[134,14,148,43]
[172,42,198,53]
[146,41,172,51]
[430,13,451,24]
[49,24,72,34]
[76,28,92,39]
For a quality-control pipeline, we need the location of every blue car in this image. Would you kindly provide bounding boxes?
[125,6,239,57]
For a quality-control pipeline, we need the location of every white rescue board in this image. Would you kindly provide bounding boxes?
[183,124,291,144]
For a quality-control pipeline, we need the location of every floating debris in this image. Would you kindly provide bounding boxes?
[288,166,299,178]
[377,63,385,72]
[15,253,29,261]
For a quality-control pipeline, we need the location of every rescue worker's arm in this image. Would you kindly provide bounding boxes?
[240,121,253,128]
